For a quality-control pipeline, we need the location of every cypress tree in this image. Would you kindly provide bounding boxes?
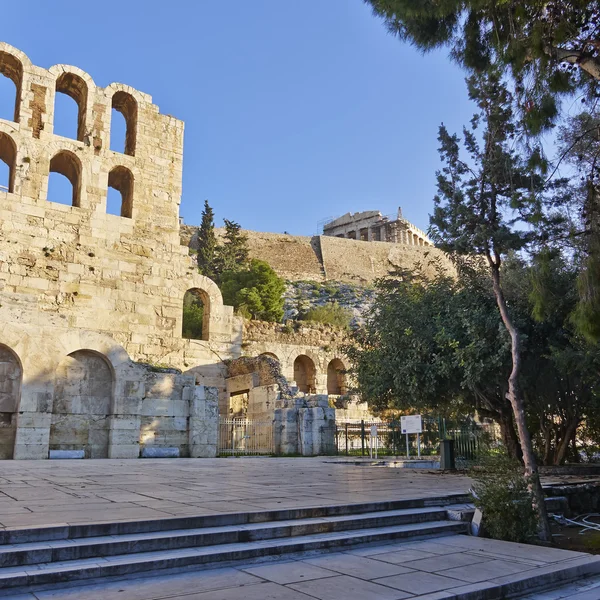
[196,200,217,281]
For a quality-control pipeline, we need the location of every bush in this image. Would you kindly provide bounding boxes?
[300,302,352,329]
[470,454,538,543]
[221,259,285,322]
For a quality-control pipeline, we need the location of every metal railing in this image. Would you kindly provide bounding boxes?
[335,417,502,461]
[218,417,274,456]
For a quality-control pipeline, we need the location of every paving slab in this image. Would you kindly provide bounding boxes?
[288,574,412,600]
[0,458,470,530]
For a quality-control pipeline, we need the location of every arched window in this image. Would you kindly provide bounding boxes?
[107,166,133,217]
[50,350,112,459]
[183,289,209,341]
[0,132,16,193]
[327,358,347,396]
[111,91,137,156]
[0,51,22,123]
[294,355,316,394]
[0,343,22,459]
[48,150,81,207]
[54,72,88,141]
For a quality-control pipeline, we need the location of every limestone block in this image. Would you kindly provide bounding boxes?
[141,446,179,458]
[49,450,84,459]
[13,444,49,460]
[16,412,52,429]
[108,444,140,459]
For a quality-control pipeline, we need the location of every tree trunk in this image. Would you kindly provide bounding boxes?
[489,262,552,542]
[555,418,580,465]
[498,409,522,461]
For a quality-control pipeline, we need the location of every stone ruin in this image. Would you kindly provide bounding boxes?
[0,43,357,459]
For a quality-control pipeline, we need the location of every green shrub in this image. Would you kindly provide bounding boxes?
[470,454,538,543]
[221,259,285,322]
[182,291,204,339]
[300,302,352,329]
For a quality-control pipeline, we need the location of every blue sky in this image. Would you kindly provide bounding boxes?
[1,1,476,235]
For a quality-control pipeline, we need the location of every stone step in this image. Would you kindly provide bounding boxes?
[0,493,472,545]
[0,506,450,568]
[0,520,467,590]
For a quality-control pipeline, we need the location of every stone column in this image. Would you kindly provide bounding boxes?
[108,379,144,459]
[13,385,52,460]
[189,385,219,458]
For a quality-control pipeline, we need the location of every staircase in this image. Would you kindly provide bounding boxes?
[0,494,470,591]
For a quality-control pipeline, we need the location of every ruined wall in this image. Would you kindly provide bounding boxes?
[0,43,234,459]
[240,320,350,400]
[181,226,453,284]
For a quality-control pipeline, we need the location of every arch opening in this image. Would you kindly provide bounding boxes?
[0,132,16,193]
[54,72,88,141]
[294,355,316,394]
[107,166,134,217]
[259,352,279,363]
[111,91,137,156]
[50,350,113,459]
[327,358,347,396]
[48,150,81,207]
[0,344,22,459]
[183,289,209,341]
[0,51,22,123]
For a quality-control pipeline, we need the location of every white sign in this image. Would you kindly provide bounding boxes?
[370,424,378,437]
[401,415,422,434]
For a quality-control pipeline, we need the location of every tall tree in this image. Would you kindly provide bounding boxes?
[196,200,218,281]
[216,219,250,276]
[558,109,600,341]
[430,69,560,541]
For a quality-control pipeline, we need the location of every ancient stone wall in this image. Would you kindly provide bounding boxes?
[0,43,233,459]
[240,320,350,402]
[181,226,453,284]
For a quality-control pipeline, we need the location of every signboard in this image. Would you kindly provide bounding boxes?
[401,415,422,434]
[370,424,378,437]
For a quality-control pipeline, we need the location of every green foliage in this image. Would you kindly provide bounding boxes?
[471,454,538,543]
[182,290,204,340]
[215,219,250,276]
[300,302,352,329]
[221,259,285,322]
[364,0,600,132]
[196,200,218,280]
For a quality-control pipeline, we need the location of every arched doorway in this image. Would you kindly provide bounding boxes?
[294,355,316,394]
[50,350,113,458]
[327,358,347,396]
[0,344,21,459]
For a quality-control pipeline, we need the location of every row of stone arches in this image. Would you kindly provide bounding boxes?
[0,343,113,459]
[0,48,137,156]
[0,131,134,217]
[262,353,348,396]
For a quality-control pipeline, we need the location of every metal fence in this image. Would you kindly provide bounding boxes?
[335,416,502,461]
[218,417,274,456]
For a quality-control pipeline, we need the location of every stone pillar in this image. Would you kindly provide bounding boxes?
[273,405,299,454]
[299,396,336,456]
[109,379,144,459]
[13,386,52,459]
[189,385,219,458]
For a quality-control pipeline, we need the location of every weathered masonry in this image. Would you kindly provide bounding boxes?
[0,43,236,459]
[323,208,433,247]
[0,43,355,459]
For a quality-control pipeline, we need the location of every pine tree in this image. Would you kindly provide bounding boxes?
[196,200,217,281]
[216,219,249,276]
[430,69,560,541]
